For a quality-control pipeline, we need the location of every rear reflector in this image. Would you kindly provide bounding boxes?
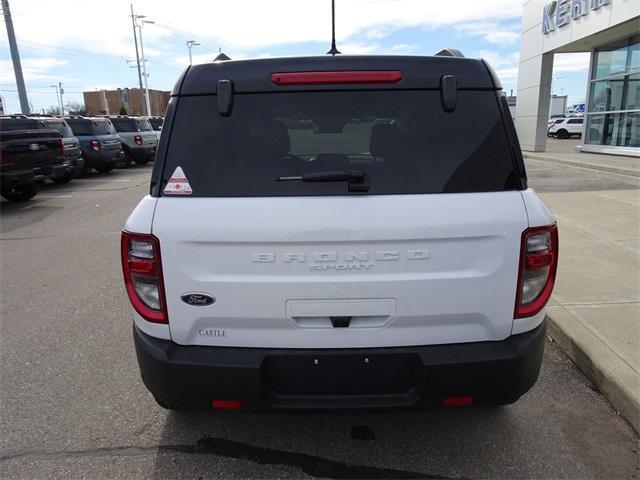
[271,70,402,86]
[442,395,473,407]
[211,399,242,410]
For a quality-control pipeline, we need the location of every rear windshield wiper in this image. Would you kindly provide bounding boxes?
[277,169,369,192]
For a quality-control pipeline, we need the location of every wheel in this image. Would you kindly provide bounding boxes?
[556,129,569,139]
[52,172,73,185]
[117,155,132,169]
[133,157,150,166]
[94,163,116,174]
[1,182,40,202]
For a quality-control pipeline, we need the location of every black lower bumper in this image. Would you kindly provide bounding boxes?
[1,163,70,188]
[128,146,156,160]
[134,321,546,411]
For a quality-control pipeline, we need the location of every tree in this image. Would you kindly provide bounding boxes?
[66,101,87,115]
[45,105,60,115]
[119,106,127,115]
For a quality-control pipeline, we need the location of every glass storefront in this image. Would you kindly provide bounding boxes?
[585,35,640,149]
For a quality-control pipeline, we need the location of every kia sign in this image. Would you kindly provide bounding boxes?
[542,0,611,34]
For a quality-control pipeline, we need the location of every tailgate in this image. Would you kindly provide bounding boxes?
[152,192,528,348]
[0,130,62,169]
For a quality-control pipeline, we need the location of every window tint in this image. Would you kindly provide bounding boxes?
[92,120,116,135]
[567,119,583,124]
[66,119,114,135]
[149,118,163,130]
[136,119,153,132]
[163,90,519,197]
[110,118,138,132]
[0,119,40,131]
[42,119,74,137]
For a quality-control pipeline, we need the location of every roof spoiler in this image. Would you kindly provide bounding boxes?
[435,48,465,58]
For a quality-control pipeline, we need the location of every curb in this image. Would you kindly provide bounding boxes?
[545,307,640,433]
[523,153,640,179]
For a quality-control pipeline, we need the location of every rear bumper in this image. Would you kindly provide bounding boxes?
[83,151,120,167]
[134,320,546,411]
[1,163,69,188]
[127,146,156,159]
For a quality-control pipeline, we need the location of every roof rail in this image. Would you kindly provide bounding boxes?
[0,114,29,119]
[435,48,465,58]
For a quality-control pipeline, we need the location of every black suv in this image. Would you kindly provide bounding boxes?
[0,117,69,201]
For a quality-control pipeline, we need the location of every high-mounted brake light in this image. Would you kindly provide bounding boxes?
[515,224,559,318]
[121,231,168,324]
[90,140,100,152]
[134,134,143,146]
[271,70,402,86]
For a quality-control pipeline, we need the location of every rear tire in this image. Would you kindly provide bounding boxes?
[1,182,40,202]
[556,129,569,139]
[118,155,132,169]
[94,163,116,174]
[133,157,150,165]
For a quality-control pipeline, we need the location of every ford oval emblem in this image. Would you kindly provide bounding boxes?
[181,293,215,306]
[28,143,41,151]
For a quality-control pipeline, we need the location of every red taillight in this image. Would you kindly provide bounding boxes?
[90,140,100,152]
[211,399,242,410]
[515,224,559,318]
[59,138,64,157]
[134,134,143,145]
[442,395,473,407]
[121,231,168,324]
[271,70,402,86]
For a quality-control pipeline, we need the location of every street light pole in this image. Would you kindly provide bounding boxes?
[129,4,146,116]
[186,40,200,65]
[136,17,154,116]
[58,81,64,115]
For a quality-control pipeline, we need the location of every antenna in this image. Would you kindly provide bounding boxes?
[326,0,340,55]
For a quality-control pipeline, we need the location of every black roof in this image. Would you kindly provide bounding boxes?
[174,55,501,96]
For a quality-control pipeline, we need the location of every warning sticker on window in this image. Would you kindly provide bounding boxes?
[164,166,193,195]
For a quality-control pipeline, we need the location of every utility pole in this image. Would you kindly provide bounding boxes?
[186,40,200,65]
[136,18,153,116]
[2,0,30,113]
[50,84,62,114]
[130,4,147,115]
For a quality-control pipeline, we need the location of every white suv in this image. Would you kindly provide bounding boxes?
[548,117,584,139]
[122,55,558,411]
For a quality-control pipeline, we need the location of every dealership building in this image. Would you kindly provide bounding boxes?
[516,0,639,157]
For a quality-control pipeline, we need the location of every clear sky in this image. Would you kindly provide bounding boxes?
[0,0,590,114]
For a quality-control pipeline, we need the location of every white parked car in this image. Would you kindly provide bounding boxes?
[122,54,558,411]
[548,117,583,138]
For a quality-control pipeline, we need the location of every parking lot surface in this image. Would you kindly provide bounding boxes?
[1,165,638,479]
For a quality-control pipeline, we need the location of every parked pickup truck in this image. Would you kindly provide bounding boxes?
[123,52,558,411]
[0,124,69,202]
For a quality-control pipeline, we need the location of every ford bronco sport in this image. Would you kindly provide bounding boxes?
[122,54,558,411]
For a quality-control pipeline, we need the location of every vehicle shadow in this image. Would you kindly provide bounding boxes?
[0,200,63,233]
[152,406,516,479]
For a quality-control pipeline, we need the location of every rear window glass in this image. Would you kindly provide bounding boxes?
[162,90,519,197]
[42,120,74,137]
[66,119,115,136]
[149,118,163,130]
[0,119,40,131]
[110,118,153,132]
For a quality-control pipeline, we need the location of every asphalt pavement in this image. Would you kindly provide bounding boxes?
[1,165,638,479]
